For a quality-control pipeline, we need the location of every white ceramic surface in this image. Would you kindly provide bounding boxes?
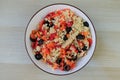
[25,4,96,75]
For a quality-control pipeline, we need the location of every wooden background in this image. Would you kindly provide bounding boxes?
[0,0,120,80]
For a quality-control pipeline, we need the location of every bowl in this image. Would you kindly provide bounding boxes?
[25,3,96,75]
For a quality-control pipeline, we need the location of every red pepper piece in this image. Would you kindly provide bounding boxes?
[31,41,38,49]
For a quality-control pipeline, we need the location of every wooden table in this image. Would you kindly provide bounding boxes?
[0,0,120,80]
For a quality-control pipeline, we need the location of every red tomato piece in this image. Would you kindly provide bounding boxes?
[49,33,57,40]
[66,21,73,27]
[31,42,36,49]
[57,10,62,15]
[31,41,38,49]
[54,25,58,30]
[78,41,84,48]
[87,38,92,47]
[41,29,47,36]
[56,44,61,48]
[47,60,53,65]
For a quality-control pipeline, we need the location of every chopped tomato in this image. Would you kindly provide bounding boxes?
[47,60,53,65]
[52,13,59,18]
[59,61,65,71]
[65,45,70,50]
[54,25,58,30]
[66,21,73,27]
[41,36,47,41]
[60,24,66,31]
[70,62,76,69]
[31,41,38,49]
[31,30,37,34]
[60,48,66,55]
[31,42,36,49]
[30,33,36,40]
[42,29,47,35]
[49,33,57,40]
[56,44,61,48]
[87,38,92,47]
[78,41,84,48]
[57,10,62,15]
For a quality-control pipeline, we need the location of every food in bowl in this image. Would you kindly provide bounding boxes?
[29,8,92,71]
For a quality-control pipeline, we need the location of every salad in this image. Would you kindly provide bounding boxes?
[30,8,92,71]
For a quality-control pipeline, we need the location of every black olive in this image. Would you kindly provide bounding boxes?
[71,55,77,61]
[63,35,68,41]
[44,20,54,28]
[66,27,72,33]
[78,50,82,53]
[47,22,54,28]
[83,21,89,27]
[38,39,44,45]
[67,55,77,61]
[76,34,85,40]
[35,53,42,60]
[64,64,71,71]
[82,45,87,51]
[44,20,49,25]
[56,58,62,64]
[66,57,71,61]
[76,48,81,53]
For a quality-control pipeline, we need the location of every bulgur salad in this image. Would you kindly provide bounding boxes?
[30,8,92,71]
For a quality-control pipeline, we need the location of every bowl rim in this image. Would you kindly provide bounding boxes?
[24,3,97,76]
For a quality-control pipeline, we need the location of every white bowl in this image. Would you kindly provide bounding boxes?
[25,3,96,75]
